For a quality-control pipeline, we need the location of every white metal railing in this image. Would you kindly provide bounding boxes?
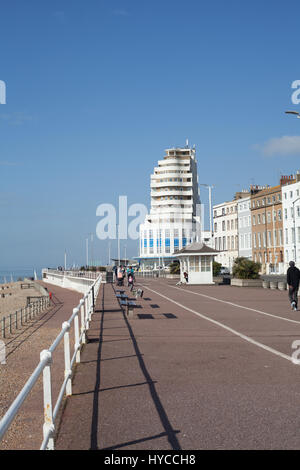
[43,269,100,280]
[135,270,167,278]
[1,296,50,339]
[0,274,102,450]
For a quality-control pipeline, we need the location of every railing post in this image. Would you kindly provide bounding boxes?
[74,308,80,363]
[88,292,92,321]
[20,309,23,326]
[80,300,86,344]
[15,311,18,329]
[85,296,89,330]
[1,317,5,339]
[63,322,72,396]
[9,314,12,335]
[41,349,55,450]
[92,286,95,311]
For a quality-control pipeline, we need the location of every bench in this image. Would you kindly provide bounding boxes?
[116,294,128,300]
[120,300,137,318]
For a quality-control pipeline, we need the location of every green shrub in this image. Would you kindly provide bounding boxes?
[213,261,222,276]
[232,257,261,279]
[169,261,180,274]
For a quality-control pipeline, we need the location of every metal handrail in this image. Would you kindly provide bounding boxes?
[43,269,101,280]
[0,274,102,450]
[1,296,50,339]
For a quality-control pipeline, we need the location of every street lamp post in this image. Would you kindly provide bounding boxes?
[117,224,120,267]
[90,233,94,267]
[86,238,89,268]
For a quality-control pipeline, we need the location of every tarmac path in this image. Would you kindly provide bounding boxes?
[55,279,300,450]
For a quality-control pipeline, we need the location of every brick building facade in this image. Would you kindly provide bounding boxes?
[250,184,284,274]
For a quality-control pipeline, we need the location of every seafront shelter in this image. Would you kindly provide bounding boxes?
[175,242,219,284]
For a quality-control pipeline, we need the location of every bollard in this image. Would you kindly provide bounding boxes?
[270,281,278,290]
[278,281,287,291]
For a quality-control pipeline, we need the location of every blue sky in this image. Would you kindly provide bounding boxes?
[1,0,300,269]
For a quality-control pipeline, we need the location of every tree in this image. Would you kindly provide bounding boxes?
[232,257,261,280]
[213,261,222,276]
[169,261,180,275]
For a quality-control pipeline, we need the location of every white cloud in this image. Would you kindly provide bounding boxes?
[259,136,300,157]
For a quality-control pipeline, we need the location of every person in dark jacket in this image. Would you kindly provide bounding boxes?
[287,261,300,311]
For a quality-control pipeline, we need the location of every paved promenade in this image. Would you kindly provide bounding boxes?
[55,279,300,450]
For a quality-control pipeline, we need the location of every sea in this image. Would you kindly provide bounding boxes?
[0,267,43,283]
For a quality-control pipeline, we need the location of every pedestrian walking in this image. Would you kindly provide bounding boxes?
[128,272,134,290]
[287,261,300,311]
